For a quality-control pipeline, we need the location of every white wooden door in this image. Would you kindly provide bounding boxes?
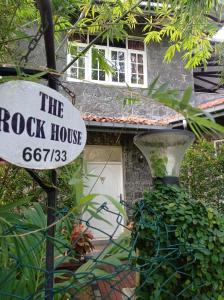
[83,162,124,240]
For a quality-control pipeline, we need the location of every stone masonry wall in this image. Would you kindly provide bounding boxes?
[23,31,194,120]
[21,27,218,115]
[64,40,194,120]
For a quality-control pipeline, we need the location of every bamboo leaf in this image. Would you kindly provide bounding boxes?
[190,116,224,133]
[76,193,98,206]
[85,207,112,226]
[181,86,192,107]
[148,76,160,96]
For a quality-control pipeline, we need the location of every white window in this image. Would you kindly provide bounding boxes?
[111,49,126,83]
[67,35,147,87]
[91,47,106,82]
[67,44,86,80]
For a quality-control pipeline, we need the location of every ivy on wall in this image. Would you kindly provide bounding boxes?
[132,182,224,299]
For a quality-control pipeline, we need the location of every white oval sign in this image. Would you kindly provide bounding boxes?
[0,80,87,169]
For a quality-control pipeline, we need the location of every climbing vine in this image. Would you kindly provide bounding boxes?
[132,181,224,299]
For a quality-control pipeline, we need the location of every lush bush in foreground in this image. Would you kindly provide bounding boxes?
[132,182,224,300]
[180,140,224,213]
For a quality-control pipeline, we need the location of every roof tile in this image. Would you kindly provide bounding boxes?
[82,97,224,127]
[198,98,224,109]
[82,114,168,126]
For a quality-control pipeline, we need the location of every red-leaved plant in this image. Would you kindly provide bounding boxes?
[71,224,94,261]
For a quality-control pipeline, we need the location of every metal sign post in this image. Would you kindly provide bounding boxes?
[36,3,86,298]
[36,1,59,299]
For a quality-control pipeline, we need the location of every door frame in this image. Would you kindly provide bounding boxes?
[84,145,125,240]
[84,145,124,200]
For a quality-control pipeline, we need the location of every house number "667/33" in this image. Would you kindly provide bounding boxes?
[22,147,67,163]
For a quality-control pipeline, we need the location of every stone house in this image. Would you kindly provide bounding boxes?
[18,22,224,239]
[57,30,224,238]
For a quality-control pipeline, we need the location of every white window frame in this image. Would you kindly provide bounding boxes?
[90,45,109,83]
[127,49,147,87]
[109,46,127,85]
[67,42,90,81]
[67,36,147,88]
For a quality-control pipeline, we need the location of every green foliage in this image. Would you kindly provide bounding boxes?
[149,151,168,178]
[0,203,46,299]
[180,139,224,213]
[0,164,44,205]
[92,47,115,75]
[1,0,223,71]
[132,182,224,299]
[143,0,218,68]
[73,230,132,285]
[58,157,84,209]
[76,0,222,69]
[0,0,37,61]
[77,0,141,38]
[0,157,127,299]
[0,158,83,208]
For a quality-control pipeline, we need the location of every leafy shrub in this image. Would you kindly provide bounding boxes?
[132,182,224,299]
[0,164,43,205]
[0,157,83,208]
[180,139,224,213]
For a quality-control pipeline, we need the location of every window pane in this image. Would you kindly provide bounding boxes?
[138,54,143,63]
[138,75,144,84]
[99,71,105,81]
[138,64,143,74]
[119,62,125,72]
[92,48,106,81]
[99,49,105,56]
[131,74,137,84]
[69,44,86,80]
[71,67,77,78]
[92,70,98,80]
[79,58,85,68]
[130,51,145,85]
[79,69,85,79]
[118,52,124,60]
[119,73,125,82]
[74,61,78,67]
[92,58,98,69]
[131,63,136,73]
[131,53,136,62]
[111,51,117,60]
[111,50,126,83]
[112,60,118,70]
[79,46,85,51]
[112,72,118,82]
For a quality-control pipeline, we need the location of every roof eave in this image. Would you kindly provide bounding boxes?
[85,120,169,133]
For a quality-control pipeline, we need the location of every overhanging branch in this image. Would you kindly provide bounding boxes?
[61,0,145,73]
